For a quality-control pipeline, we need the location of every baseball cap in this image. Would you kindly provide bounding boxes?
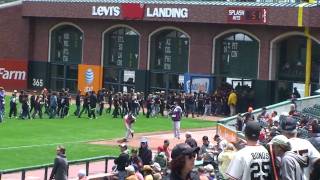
[171,143,200,159]
[268,135,289,145]
[78,169,86,178]
[140,137,148,143]
[125,165,135,173]
[119,143,127,148]
[280,116,297,132]
[244,121,261,139]
[164,139,170,144]
[204,164,214,172]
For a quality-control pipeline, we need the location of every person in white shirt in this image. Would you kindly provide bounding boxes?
[226,121,271,180]
[281,116,320,180]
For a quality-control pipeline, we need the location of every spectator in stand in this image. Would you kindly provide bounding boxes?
[226,121,271,180]
[309,122,320,152]
[198,136,215,166]
[227,90,237,116]
[236,113,244,131]
[185,132,198,148]
[0,87,5,123]
[244,107,255,123]
[288,103,298,116]
[114,143,130,180]
[9,90,18,119]
[281,116,320,180]
[198,167,209,180]
[138,137,152,166]
[133,164,144,180]
[151,162,162,180]
[165,143,200,180]
[310,159,320,180]
[293,87,301,99]
[213,134,228,153]
[77,169,87,180]
[217,143,236,178]
[125,165,138,180]
[49,145,68,180]
[157,139,170,160]
[129,149,143,171]
[204,164,215,180]
[269,135,308,180]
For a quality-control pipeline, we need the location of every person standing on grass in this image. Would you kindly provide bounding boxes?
[169,101,183,139]
[0,87,5,123]
[78,92,89,118]
[9,90,18,119]
[49,145,68,180]
[88,91,97,119]
[123,113,136,142]
[74,90,81,117]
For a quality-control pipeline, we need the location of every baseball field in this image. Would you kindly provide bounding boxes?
[0,98,216,170]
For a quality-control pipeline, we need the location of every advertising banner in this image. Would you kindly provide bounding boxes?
[217,124,237,142]
[121,3,145,19]
[28,61,48,90]
[0,59,28,90]
[78,64,102,94]
[184,73,214,93]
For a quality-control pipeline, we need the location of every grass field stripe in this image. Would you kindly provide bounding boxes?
[0,138,108,150]
[298,3,308,27]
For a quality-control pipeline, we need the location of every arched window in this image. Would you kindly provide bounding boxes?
[102,27,139,92]
[49,24,83,92]
[50,25,83,63]
[150,29,189,73]
[103,27,139,68]
[215,32,259,79]
[149,29,189,91]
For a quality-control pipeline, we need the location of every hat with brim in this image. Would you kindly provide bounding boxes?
[119,143,127,148]
[171,143,200,159]
[125,165,135,173]
[268,135,290,146]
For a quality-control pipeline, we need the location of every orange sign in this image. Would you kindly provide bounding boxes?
[217,124,237,143]
[78,64,102,94]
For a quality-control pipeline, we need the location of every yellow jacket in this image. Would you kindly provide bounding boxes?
[228,92,237,106]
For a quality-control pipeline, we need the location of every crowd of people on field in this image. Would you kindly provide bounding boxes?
[0,82,255,123]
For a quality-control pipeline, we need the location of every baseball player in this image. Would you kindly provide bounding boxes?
[123,113,136,142]
[226,121,271,180]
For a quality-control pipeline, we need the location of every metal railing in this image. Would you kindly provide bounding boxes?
[0,155,117,180]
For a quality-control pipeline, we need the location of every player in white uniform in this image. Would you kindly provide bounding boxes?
[226,121,271,180]
[281,116,320,180]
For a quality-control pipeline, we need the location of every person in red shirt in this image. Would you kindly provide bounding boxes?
[157,139,170,160]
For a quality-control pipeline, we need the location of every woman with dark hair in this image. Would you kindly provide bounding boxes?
[166,143,200,180]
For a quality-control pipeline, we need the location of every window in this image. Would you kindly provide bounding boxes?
[103,27,139,68]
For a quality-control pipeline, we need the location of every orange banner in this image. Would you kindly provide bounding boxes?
[78,64,102,94]
[217,124,237,143]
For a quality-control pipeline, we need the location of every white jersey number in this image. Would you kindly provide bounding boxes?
[250,162,270,180]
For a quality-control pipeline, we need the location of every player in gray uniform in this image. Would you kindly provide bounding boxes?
[226,121,271,180]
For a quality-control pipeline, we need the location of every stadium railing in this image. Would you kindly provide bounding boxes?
[217,95,320,141]
[0,155,117,180]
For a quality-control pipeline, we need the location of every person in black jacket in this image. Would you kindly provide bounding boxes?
[78,92,89,118]
[114,143,130,180]
[74,90,81,117]
[88,91,97,119]
[138,137,152,166]
[49,145,68,180]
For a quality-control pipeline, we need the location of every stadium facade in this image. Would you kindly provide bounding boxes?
[1,0,320,107]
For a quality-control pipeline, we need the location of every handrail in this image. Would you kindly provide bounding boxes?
[0,155,117,176]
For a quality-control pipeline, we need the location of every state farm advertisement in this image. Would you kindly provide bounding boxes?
[0,60,28,90]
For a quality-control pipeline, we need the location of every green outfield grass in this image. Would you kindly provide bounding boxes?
[0,98,216,170]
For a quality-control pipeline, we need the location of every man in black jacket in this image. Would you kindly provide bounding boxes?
[138,137,152,165]
[49,145,68,180]
[114,143,130,180]
[88,91,97,119]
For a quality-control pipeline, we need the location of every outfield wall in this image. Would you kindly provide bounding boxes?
[217,95,320,141]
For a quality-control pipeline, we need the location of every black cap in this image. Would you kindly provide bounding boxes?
[280,117,297,132]
[171,143,200,159]
[245,121,261,139]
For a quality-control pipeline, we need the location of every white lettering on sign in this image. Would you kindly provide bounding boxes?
[146,8,188,18]
[92,6,120,16]
[228,9,245,16]
[0,68,26,80]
